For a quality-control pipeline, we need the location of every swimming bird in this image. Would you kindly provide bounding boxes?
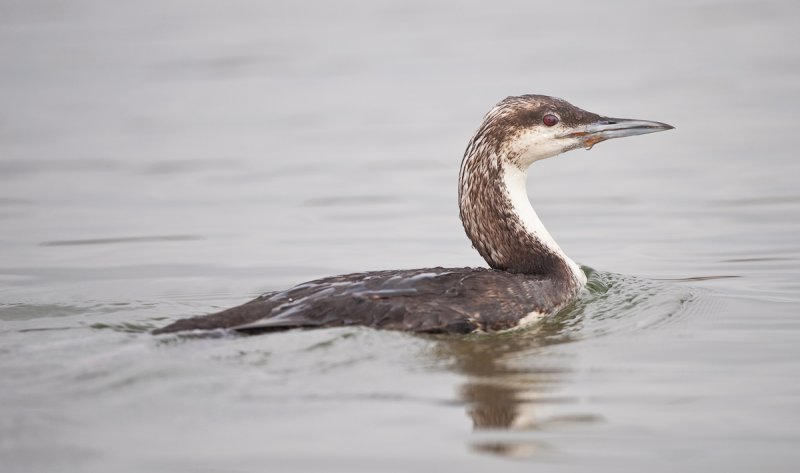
[154,95,672,335]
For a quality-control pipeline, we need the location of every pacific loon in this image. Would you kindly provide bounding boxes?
[154,95,673,335]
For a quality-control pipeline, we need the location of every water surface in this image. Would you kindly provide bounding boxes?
[2,1,800,472]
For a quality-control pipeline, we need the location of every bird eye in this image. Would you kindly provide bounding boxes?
[543,114,559,127]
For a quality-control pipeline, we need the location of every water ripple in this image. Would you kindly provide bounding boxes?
[39,235,203,247]
[547,268,703,342]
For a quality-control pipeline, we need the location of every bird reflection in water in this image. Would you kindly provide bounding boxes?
[430,302,600,458]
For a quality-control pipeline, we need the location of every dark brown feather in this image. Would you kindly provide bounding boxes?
[152,267,576,335]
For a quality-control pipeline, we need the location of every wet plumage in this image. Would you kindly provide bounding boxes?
[154,95,672,335]
[153,267,572,335]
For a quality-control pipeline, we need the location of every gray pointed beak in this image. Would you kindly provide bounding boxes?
[560,117,674,148]
[586,117,674,139]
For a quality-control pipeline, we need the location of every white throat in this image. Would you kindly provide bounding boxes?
[502,163,587,286]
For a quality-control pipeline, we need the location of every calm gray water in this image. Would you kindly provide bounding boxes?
[2,1,799,471]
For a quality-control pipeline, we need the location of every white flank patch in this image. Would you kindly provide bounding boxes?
[502,163,587,287]
[516,310,547,328]
[492,310,546,334]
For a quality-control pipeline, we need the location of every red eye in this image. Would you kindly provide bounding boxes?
[543,114,559,127]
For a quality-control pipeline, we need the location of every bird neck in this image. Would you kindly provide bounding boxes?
[458,151,585,287]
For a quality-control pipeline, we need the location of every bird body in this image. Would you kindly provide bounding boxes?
[154,95,672,335]
[155,267,570,334]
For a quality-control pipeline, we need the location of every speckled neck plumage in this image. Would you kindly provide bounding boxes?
[458,101,585,291]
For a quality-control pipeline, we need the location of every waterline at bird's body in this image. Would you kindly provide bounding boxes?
[154,94,672,335]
